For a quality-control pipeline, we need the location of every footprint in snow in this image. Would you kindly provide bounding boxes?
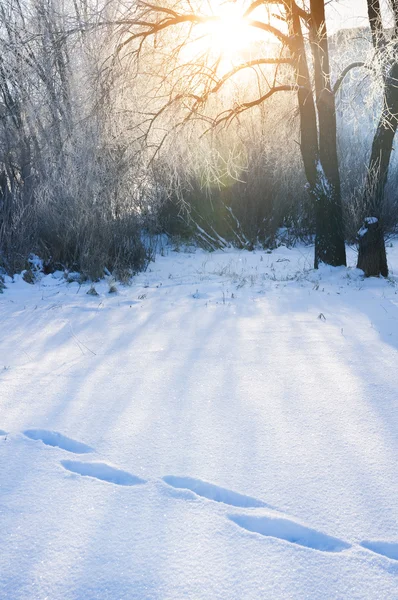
[162,475,271,509]
[360,540,398,561]
[23,429,94,454]
[61,460,146,486]
[228,513,351,553]
[163,475,351,554]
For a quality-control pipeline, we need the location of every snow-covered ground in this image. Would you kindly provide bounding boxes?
[1,243,398,599]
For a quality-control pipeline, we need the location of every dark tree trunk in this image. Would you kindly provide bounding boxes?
[309,0,346,268]
[367,0,386,49]
[287,0,346,269]
[357,67,398,276]
[287,3,318,189]
[356,0,398,277]
[357,217,388,276]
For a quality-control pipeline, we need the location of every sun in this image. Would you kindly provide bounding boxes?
[179,1,261,70]
[205,3,256,62]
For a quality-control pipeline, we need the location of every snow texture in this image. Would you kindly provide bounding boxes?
[163,475,269,508]
[359,217,379,237]
[61,460,146,486]
[1,243,398,599]
[365,217,379,225]
[228,513,351,552]
[24,429,94,453]
[315,159,333,198]
[360,540,398,560]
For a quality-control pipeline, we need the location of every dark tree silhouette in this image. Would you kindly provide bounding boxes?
[357,0,398,277]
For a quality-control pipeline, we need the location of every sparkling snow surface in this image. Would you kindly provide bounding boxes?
[1,244,398,599]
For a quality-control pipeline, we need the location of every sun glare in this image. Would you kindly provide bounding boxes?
[206,4,255,61]
[180,2,263,71]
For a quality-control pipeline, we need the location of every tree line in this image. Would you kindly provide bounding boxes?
[0,0,398,279]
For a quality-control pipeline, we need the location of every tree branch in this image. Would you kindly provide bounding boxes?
[212,84,298,128]
[247,19,292,47]
[244,0,310,24]
[208,57,294,96]
[333,61,366,94]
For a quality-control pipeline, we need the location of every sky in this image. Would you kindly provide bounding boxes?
[326,0,392,32]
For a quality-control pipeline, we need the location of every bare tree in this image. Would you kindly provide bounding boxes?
[109,0,346,267]
[0,0,151,277]
[356,0,398,277]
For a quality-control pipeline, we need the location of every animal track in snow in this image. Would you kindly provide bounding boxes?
[360,540,398,561]
[23,429,94,454]
[228,514,351,553]
[61,460,146,486]
[162,476,269,508]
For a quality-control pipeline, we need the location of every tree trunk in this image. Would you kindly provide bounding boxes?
[367,0,386,49]
[356,61,398,276]
[287,0,346,269]
[356,0,398,277]
[310,0,347,268]
[287,3,318,189]
[357,217,388,276]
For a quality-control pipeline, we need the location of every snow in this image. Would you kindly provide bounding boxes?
[315,159,333,198]
[1,243,398,599]
[228,513,351,553]
[365,217,379,225]
[359,217,380,236]
[360,540,398,561]
[23,429,94,453]
[61,460,147,486]
[162,475,269,508]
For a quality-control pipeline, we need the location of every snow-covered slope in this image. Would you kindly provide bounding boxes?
[1,244,398,599]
